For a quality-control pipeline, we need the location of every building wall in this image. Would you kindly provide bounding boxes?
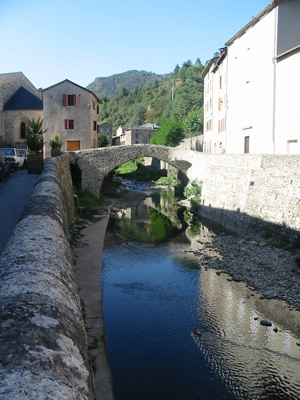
[277,0,300,56]
[43,81,98,157]
[275,51,300,154]
[226,9,276,154]
[0,72,42,142]
[97,122,112,144]
[124,128,156,145]
[3,109,43,147]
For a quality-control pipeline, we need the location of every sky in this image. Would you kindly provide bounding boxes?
[0,0,271,90]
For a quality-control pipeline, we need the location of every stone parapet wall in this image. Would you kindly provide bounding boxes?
[0,157,95,399]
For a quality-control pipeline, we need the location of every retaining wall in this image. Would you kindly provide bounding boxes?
[0,156,95,399]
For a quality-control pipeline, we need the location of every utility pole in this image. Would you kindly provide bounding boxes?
[172,79,174,101]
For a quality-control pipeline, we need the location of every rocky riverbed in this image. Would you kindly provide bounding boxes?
[186,227,300,311]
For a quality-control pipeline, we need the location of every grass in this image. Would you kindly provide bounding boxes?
[74,189,103,217]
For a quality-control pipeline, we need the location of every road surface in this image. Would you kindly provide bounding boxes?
[0,169,40,255]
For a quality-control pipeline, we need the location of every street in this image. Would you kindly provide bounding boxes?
[0,169,40,255]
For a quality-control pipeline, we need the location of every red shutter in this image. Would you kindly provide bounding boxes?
[64,119,68,129]
[75,94,77,106]
[63,94,67,106]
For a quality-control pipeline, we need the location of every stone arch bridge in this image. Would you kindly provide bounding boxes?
[71,144,203,196]
[70,145,300,240]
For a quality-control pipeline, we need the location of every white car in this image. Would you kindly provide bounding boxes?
[0,148,24,170]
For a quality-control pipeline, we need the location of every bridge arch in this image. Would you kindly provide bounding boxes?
[72,145,201,196]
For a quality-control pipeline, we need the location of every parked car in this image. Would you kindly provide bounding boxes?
[0,148,24,170]
[0,150,10,181]
[18,148,28,167]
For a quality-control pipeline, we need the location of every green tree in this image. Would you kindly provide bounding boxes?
[25,117,45,154]
[98,133,109,147]
[150,118,184,147]
[183,107,203,137]
[131,103,146,126]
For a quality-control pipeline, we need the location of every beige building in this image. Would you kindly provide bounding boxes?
[43,80,101,157]
[0,72,43,148]
[203,0,300,155]
[113,123,159,146]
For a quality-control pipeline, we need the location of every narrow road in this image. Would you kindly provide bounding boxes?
[0,169,40,255]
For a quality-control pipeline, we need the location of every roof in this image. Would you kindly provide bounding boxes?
[43,79,102,103]
[4,86,43,110]
[225,1,287,46]
[201,58,218,78]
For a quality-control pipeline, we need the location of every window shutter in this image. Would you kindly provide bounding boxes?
[75,94,77,106]
[63,94,67,107]
[64,119,68,129]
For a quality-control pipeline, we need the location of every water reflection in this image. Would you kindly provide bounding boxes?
[103,187,300,400]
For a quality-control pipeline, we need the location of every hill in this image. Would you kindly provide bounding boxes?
[87,70,171,100]
[97,60,205,135]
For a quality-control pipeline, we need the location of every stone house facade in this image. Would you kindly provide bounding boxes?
[202,0,300,155]
[42,80,101,157]
[97,121,112,144]
[0,72,43,147]
[113,123,159,146]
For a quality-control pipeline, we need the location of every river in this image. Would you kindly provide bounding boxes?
[102,183,300,400]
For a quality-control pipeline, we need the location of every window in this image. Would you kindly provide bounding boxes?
[219,98,222,111]
[92,101,95,110]
[63,94,77,106]
[135,133,138,138]
[93,121,97,131]
[244,136,249,153]
[20,122,26,139]
[64,119,75,129]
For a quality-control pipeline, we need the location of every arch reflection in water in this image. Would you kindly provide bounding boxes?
[103,189,300,400]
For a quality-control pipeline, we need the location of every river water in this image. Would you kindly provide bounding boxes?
[102,185,300,400]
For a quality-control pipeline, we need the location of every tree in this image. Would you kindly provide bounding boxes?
[183,107,203,137]
[131,103,146,126]
[25,117,45,154]
[98,133,109,147]
[150,118,184,147]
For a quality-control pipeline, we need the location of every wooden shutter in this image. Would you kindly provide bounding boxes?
[75,94,77,106]
[64,119,68,129]
[63,94,67,106]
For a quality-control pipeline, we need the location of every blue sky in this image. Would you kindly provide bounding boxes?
[0,0,271,89]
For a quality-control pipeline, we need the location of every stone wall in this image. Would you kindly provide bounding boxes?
[0,156,95,399]
[199,154,300,242]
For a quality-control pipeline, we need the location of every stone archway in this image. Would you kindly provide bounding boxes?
[72,145,203,196]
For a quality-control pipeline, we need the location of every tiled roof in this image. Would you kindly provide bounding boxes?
[4,86,43,110]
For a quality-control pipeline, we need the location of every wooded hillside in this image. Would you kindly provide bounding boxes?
[91,59,205,135]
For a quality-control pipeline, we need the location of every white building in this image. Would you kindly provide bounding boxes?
[203,0,300,155]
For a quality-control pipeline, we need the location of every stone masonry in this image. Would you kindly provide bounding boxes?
[0,156,94,399]
[73,146,300,242]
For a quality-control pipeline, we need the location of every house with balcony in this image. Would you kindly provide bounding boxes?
[0,72,43,148]
[42,80,101,157]
[202,0,300,154]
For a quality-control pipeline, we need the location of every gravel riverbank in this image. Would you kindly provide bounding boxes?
[186,227,300,311]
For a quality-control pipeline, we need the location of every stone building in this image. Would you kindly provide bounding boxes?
[113,123,159,146]
[202,0,300,155]
[97,121,112,144]
[0,72,43,147]
[42,80,101,157]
